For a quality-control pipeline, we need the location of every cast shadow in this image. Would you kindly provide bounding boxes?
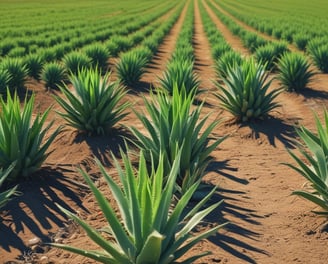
[246,116,298,149]
[207,159,248,185]
[0,168,88,254]
[188,184,268,264]
[299,87,328,100]
[189,156,269,263]
[127,80,153,94]
[73,128,136,167]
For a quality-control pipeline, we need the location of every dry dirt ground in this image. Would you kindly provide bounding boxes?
[1,0,328,263]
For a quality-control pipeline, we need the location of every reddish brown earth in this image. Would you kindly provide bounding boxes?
[1,0,328,263]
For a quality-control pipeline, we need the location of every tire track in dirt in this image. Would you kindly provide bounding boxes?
[140,0,190,88]
[193,0,216,92]
[201,0,251,56]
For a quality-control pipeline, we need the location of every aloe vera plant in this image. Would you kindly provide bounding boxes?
[0,58,28,89]
[276,52,315,92]
[254,44,277,71]
[41,62,66,89]
[215,51,243,80]
[84,44,109,71]
[307,42,328,73]
[130,85,226,194]
[51,150,226,263]
[158,61,200,95]
[55,68,130,135]
[63,51,90,75]
[285,111,328,215]
[216,58,282,122]
[115,51,148,87]
[0,90,61,182]
[24,53,44,80]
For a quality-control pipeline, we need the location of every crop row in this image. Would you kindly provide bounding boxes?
[198,0,327,218]
[216,0,328,46]
[0,0,185,92]
[0,0,178,58]
[115,1,185,87]
[213,0,328,73]
[158,0,201,96]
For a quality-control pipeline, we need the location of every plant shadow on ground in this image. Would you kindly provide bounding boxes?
[207,159,247,185]
[187,160,268,263]
[243,116,299,149]
[300,86,328,100]
[73,127,136,167]
[189,182,268,264]
[127,80,154,94]
[0,167,89,255]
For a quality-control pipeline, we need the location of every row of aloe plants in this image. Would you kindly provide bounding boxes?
[158,1,200,95]
[214,0,319,46]
[0,0,178,58]
[205,0,267,52]
[0,2,183,92]
[214,0,323,47]
[197,0,279,122]
[214,0,328,217]
[0,0,166,39]
[199,0,233,62]
[205,0,290,70]
[0,64,228,262]
[213,0,328,73]
[203,0,316,93]
[115,1,185,87]
[203,0,328,216]
[199,0,242,80]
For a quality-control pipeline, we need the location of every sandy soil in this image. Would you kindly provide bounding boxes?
[1,0,328,263]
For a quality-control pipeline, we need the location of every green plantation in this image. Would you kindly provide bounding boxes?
[1,0,328,263]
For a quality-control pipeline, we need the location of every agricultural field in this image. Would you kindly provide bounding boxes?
[1,0,328,263]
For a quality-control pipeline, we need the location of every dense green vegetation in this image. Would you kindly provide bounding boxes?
[214,0,328,73]
[0,0,180,88]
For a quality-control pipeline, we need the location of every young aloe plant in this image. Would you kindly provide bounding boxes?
[215,51,243,80]
[84,44,110,71]
[307,42,328,73]
[51,149,226,263]
[0,90,61,182]
[55,67,130,135]
[276,52,315,92]
[216,58,282,122]
[115,51,148,87]
[63,51,90,75]
[285,110,328,215]
[24,53,44,80]
[158,60,200,95]
[41,62,66,89]
[130,85,227,194]
[0,57,28,89]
